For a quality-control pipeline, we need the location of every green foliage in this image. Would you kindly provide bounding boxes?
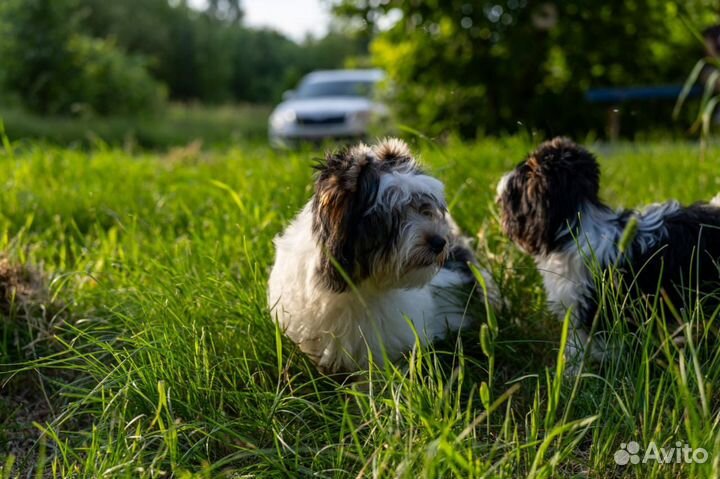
[79,0,234,102]
[0,0,366,115]
[204,0,243,24]
[0,0,81,114]
[338,1,718,137]
[0,0,165,115]
[229,29,369,102]
[67,35,167,115]
[78,0,367,105]
[228,28,302,103]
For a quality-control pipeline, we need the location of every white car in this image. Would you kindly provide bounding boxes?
[268,69,388,147]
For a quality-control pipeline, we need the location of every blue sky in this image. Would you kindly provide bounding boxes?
[189,0,330,41]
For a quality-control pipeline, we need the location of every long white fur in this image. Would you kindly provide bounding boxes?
[371,169,445,212]
[269,205,483,372]
[269,167,494,373]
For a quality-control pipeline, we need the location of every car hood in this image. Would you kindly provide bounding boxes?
[274,97,379,115]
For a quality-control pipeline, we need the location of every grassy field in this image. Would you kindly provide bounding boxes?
[1,135,720,478]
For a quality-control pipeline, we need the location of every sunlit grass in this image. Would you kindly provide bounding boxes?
[1,136,720,477]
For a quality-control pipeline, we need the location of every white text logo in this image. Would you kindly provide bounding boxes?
[614,441,708,465]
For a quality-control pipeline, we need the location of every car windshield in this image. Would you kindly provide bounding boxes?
[296,80,375,99]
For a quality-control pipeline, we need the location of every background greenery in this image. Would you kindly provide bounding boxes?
[336,0,719,137]
[2,1,720,139]
[0,0,365,117]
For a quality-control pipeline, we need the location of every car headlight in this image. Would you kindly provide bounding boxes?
[270,109,296,129]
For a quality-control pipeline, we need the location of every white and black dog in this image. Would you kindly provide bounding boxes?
[497,137,720,368]
[269,138,496,373]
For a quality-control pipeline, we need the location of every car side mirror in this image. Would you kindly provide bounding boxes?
[282,90,296,101]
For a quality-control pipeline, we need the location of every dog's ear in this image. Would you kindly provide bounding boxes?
[373,138,418,170]
[312,144,380,292]
[532,138,601,244]
[501,138,602,254]
[500,169,553,255]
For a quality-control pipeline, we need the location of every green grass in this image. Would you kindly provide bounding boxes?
[0,103,271,149]
[1,135,720,478]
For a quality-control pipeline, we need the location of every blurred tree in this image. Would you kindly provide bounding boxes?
[205,0,243,23]
[334,0,716,137]
[229,29,368,102]
[229,28,299,102]
[0,0,369,113]
[331,0,379,52]
[79,0,233,101]
[0,0,81,113]
[78,0,366,104]
[0,0,165,115]
[67,35,167,115]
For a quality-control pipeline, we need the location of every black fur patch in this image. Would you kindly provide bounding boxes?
[624,204,720,311]
[312,146,381,292]
[443,243,476,278]
[499,137,601,255]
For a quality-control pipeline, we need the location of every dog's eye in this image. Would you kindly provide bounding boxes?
[419,205,434,218]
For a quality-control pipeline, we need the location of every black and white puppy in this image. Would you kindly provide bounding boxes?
[497,137,720,368]
[269,138,497,373]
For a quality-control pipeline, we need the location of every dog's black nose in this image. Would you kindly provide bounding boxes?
[427,235,447,254]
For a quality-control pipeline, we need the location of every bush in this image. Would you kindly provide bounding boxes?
[67,35,166,115]
[0,0,165,116]
[341,0,717,138]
